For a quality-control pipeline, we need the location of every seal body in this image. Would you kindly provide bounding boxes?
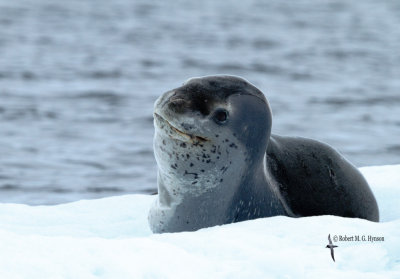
[148,75,379,233]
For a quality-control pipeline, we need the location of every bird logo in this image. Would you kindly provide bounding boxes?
[326,234,338,262]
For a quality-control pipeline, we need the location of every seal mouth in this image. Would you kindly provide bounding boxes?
[154,113,208,142]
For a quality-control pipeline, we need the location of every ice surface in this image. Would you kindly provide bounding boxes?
[0,165,399,278]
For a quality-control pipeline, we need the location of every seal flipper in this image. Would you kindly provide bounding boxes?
[266,134,379,222]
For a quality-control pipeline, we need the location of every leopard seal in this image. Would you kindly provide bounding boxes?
[148,75,379,233]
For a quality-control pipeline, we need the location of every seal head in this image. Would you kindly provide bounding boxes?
[149,75,285,233]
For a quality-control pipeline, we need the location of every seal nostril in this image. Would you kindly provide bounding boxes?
[170,98,186,105]
[168,97,187,113]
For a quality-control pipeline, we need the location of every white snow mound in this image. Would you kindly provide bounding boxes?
[0,165,399,278]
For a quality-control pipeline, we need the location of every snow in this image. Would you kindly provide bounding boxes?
[1,165,399,278]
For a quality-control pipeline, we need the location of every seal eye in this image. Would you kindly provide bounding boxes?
[213,109,229,124]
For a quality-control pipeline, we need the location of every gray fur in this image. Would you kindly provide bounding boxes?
[148,75,379,233]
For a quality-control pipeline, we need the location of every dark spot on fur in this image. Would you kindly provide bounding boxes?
[311,152,317,159]
[181,123,193,130]
[184,170,198,179]
[190,163,194,167]
[180,142,187,148]
[229,143,238,149]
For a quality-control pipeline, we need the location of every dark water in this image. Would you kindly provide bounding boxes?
[0,0,399,204]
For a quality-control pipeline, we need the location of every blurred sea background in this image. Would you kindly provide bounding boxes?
[0,0,399,205]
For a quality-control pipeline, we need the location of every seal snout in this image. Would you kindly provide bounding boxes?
[154,112,208,143]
